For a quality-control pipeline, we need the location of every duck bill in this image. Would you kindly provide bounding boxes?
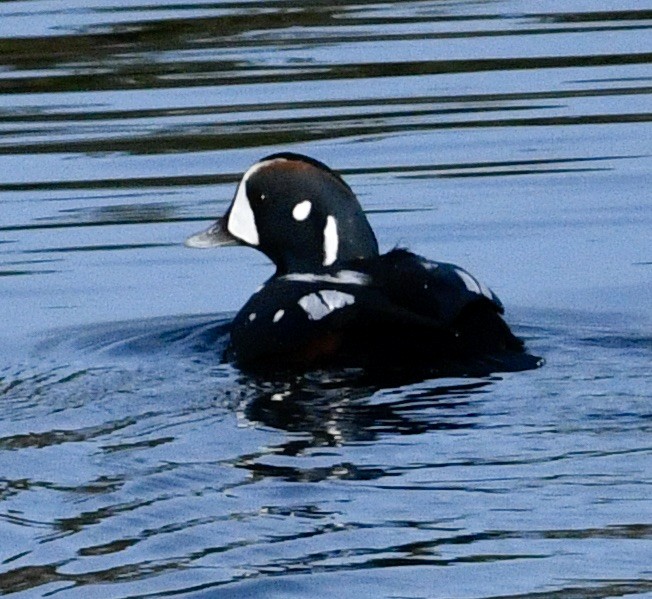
[184,217,240,248]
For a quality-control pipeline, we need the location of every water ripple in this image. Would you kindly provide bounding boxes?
[0,1,650,597]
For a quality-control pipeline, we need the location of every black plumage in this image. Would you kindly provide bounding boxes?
[186,153,537,373]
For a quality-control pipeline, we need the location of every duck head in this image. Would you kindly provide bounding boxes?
[185,153,379,274]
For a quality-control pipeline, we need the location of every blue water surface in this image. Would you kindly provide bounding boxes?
[0,1,650,597]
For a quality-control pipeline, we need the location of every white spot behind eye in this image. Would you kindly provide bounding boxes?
[273,309,285,323]
[323,216,339,266]
[292,200,312,221]
[248,312,257,322]
[455,268,482,295]
[298,289,355,321]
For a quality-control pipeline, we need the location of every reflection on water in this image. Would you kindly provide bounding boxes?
[0,1,651,597]
[238,374,493,444]
[1,311,650,597]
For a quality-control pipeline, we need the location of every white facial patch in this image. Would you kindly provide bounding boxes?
[227,159,286,246]
[228,178,259,246]
[298,289,355,321]
[323,216,339,266]
[248,312,257,322]
[273,309,285,323]
[281,270,371,286]
[292,200,312,221]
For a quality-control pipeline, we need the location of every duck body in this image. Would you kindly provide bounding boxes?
[186,153,530,373]
[228,249,522,370]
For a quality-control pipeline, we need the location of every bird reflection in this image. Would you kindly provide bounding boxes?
[230,367,498,447]
[51,313,536,450]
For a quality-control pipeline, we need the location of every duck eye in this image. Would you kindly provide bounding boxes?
[246,182,266,204]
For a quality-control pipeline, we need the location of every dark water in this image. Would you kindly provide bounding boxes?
[1,1,651,597]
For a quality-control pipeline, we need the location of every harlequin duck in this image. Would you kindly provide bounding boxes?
[186,153,532,372]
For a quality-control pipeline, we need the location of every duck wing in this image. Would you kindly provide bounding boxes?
[365,249,523,354]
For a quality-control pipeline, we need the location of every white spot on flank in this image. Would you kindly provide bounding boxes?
[323,215,339,266]
[478,280,494,300]
[298,289,355,321]
[292,200,312,221]
[455,268,482,295]
[273,309,285,323]
[227,159,286,246]
[281,270,371,286]
[248,312,257,322]
[420,257,439,271]
[271,391,291,402]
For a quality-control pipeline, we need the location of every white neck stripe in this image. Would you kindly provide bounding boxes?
[323,215,339,266]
